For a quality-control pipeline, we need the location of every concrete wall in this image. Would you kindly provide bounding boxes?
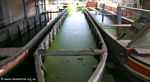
[27,0,36,17]
[0,0,36,28]
[8,0,36,22]
[8,0,24,23]
[0,0,49,47]
[0,0,10,27]
[142,0,150,10]
[0,12,48,47]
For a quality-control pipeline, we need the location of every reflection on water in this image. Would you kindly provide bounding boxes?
[93,14,114,25]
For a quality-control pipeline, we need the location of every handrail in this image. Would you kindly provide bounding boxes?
[100,3,150,13]
[0,12,47,29]
[121,6,150,13]
[103,24,132,27]
[24,9,67,49]
[99,3,150,22]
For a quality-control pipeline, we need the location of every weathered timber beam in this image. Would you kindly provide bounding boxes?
[47,11,60,13]
[40,49,105,56]
[103,24,132,28]
[134,48,150,54]
[121,7,150,13]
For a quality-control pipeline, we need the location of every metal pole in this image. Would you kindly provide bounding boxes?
[23,0,28,19]
[44,0,46,12]
[35,0,39,15]
[102,4,105,22]
[96,2,98,9]
[43,0,47,25]
[117,4,122,37]
[117,4,122,24]
[50,10,52,20]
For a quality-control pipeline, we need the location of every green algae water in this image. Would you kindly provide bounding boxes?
[44,10,99,82]
[94,14,132,39]
[44,56,98,82]
[49,12,96,51]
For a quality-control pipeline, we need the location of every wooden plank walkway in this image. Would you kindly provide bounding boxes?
[40,49,105,56]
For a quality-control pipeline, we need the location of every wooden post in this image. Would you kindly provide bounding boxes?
[102,4,105,22]
[49,33,51,46]
[117,4,122,37]
[46,12,49,22]
[34,51,45,82]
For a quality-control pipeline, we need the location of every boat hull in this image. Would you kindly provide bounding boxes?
[34,10,108,82]
[0,12,49,77]
[98,21,150,82]
[84,8,150,82]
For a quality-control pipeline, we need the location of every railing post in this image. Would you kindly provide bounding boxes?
[23,0,28,19]
[50,10,52,20]
[96,2,98,9]
[117,4,122,37]
[102,4,105,22]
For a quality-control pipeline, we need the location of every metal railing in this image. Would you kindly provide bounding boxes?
[0,9,67,77]
[101,3,150,21]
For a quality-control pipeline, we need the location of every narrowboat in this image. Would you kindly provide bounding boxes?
[34,9,108,82]
[0,0,51,78]
[86,1,97,8]
[0,13,46,77]
[84,7,150,82]
[0,8,65,78]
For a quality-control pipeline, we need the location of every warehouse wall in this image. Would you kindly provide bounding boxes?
[0,0,10,28]
[0,0,36,29]
[8,0,24,23]
[142,0,150,10]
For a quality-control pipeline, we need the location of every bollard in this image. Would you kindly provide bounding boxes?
[102,4,105,22]
[117,4,122,37]
[117,4,122,24]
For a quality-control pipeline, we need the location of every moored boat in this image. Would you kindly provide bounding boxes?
[0,13,48,77]
[0,9,65,78]
[34,8,108,82]
[84,8,150,82]
[85,1,97,8]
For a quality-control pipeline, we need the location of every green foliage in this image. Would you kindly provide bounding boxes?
[77,5,85,12]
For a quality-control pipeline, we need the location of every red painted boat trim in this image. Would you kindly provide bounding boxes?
[0,49,28,76]
[126,48,135,54]
[86,4,96,8]
[127,57,150,79]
